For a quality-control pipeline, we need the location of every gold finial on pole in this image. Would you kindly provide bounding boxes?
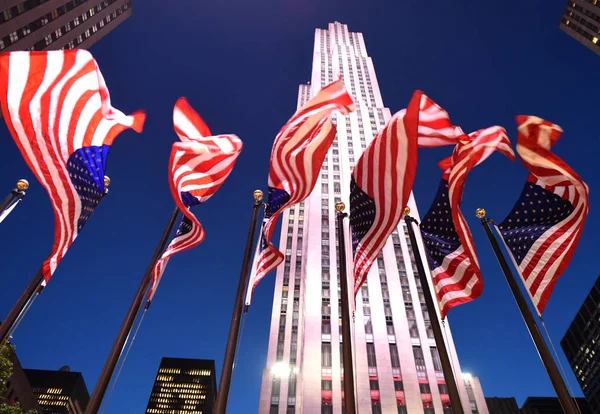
[403,206,411,216]
[475,208,486,219]
[253,190,264,201]
[104,176,111,188]
[335,202,345,212]
[16,179,29,191]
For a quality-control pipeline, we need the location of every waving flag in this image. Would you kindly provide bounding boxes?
[147,98,243,302]
[244,79,355,304]
[350,92,465,296]
[0,50,145,282]
[420,126,515,317]
[497,116,589,314]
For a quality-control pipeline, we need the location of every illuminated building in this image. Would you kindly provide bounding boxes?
[145,357,217,414]
[257,21,488,414]
[561,275,600,413]
[0,0,133,52]
[24,366,90,414]
[559,0,600,55]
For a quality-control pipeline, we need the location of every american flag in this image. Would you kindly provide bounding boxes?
[420,126,515,317]
[245,79,355,305]
[148,98,243,302]
[497,116,589,315]
[0,50,145,282]
[350,92,469,296]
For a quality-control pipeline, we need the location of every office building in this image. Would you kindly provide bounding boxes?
[561,275,600,413]
[24,366,90,414]
[4,350,40,412]
[559,0,600,55]
[257,22,488,414]
[520,396,592,414]
[0,0,133,52]
[484,396,519,414]
[145,357,217,414]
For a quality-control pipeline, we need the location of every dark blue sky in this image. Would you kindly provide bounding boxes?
[0,0,598,412]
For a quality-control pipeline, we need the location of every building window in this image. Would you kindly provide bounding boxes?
[419,383,431,394]
[389,344,401,368]
[413,346,426,372]
[322,343,332,367]
[430,347,443,372]
[366,343,377,367]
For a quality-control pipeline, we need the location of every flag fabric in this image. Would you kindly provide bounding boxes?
[497,116,589,315]
[147,98,243,302]
[350,92,465,296]
[420,126,515,317]
[245,79,355,305]
[0,50,145,282]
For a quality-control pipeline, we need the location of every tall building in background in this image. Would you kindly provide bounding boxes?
[520,396,592,414]
[0,0,133,52]
[561,275,600,413]
[24,366,90,414]
[4,351,40,412]
[258,22,487,414]
[559,0,600,55]
[145,357,217,414]
[484,396,519,414]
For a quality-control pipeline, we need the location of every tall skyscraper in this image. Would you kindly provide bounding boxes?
[0,0,133,52]
[559,0,600,55]
[561,275,600,413]
[24,366,90,414]
[145,357,217,414]
[257,22,488,414]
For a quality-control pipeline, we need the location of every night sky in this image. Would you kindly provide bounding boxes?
[0,1,598,412]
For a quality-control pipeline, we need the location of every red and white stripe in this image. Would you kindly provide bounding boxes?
[249,79,355,298]
[353,92,465,295]
[0,50,145,282]
[501,116,589,314]
[148,98,243,302]
[416,94,465,147]
[434,126,515,316]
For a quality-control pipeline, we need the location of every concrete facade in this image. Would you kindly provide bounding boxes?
[0,0,132,52]
[559,0,600,55]
[257,22,488,414]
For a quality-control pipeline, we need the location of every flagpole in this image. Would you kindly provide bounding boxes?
[215,190,264,414]
[0,179,29,223]
[85,206,181,414]
[0,177,112,347]
[335,202,357,414]
[404,208,465,414]
[476,208,577,414]
[0,269,44,347]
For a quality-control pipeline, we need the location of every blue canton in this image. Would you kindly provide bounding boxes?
[349,176,376,256]
[259,186,291,252]
[66,145,109,232]
[420,180,461,271]
[181,191,201,208]
[498,181,574,264]
[174,191,202,238]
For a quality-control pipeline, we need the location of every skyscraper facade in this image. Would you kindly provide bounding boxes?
[24,366,90,414]
[559,0,600,55]
[257,22,487,414]
[561,275,600,413]
[145,357,217,414]
[0,0,132,52]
